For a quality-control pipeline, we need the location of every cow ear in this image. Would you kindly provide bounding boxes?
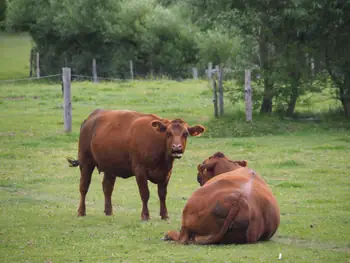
[188,125,205,137]
[199,161,216,171]
[237,160,248,167]
[151,120,167,133]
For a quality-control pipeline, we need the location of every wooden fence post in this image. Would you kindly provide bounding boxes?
[130,60,134,80]
[92,58,98,83]
[192,67,198,80]
[62,68,72,132]
[36,52,40,78]
[217,65,224,116]
[244,69,252,122]
[213,77,219,118]
[208,62,213,80]
[311,57,315,77]
[29,49,33,77]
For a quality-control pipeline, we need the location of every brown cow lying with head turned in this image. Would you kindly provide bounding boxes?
[67,109,205,220]
[164,152,280,244]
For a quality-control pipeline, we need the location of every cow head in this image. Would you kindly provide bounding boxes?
[197,152,247,186]
[151,118,205,159]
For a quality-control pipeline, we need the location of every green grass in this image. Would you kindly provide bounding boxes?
[0,80,349,263]
[0,32,33,80]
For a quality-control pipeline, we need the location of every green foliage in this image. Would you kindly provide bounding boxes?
[195,27,241,66]
[0,0,6,29]
[5,0,199,78]
[183,0,350,117]
[4,0,350,117]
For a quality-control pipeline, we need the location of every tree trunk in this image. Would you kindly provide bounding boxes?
[341,99,350,118]
[286,76,300,116]
[340,74,350,118]
[259,35,273,114]
[325,47,350,118]
[260,92,273,113]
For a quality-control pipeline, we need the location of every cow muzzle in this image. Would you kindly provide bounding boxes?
[197,175,201,184]
[171,144,183,159]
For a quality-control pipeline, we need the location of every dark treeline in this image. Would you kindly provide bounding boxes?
[4,0,350,117]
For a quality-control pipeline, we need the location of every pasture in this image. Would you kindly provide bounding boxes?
[0,79,349,263]
[0,32,32,80]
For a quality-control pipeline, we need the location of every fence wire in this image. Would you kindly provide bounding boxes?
[0,74,62,83]
[1,65,242,84]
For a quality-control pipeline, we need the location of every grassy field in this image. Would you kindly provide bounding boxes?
[0,32,33,80]
[0,79,349,263]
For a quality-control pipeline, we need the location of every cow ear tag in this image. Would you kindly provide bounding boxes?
[151,120,167,133]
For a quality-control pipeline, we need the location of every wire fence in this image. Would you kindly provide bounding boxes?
[0,74,133,84]
[2,53,251,85]
[0,68,245,85]
[0,74,62,83]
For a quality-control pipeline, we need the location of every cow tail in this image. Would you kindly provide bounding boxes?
[66,157,80,167]
[197,195,243,245]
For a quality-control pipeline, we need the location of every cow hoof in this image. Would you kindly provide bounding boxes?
[77,211,86,217]
[163,234,172,241]
[141,215,150,221]
[161,216,170,220]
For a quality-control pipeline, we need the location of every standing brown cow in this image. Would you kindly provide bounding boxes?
[165,152,280,244]
[67,109,205,220]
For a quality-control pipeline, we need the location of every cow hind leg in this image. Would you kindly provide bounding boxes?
[102,173,117,216]
[78,161,95,216]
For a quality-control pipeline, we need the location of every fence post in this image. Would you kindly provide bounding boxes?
[213,77,219,118]
[244,69,252,122]
[29,49,33,77]
[36,52,40,78]
[92,58,98,83]
[311,57,315,77]
[130,60,134,80]
[217,65,224,116]
[62,68,72,132]
[192,67,198,80]
[208,62,213,80]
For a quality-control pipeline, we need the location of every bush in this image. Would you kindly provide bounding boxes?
[6,0,199,78]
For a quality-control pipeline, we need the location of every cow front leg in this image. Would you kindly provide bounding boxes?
[102,173,116,216]
[136,175,150,220]
[157,183,169,220]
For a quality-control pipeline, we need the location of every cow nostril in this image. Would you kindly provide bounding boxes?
[172,144,182,150]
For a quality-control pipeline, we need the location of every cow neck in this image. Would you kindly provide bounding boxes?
[164,154,175,172]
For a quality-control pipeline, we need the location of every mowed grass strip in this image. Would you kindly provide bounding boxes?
[0,32,33,80]
[0,80,349,263]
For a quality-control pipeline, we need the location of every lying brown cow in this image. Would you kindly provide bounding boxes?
[67,109,205,220]
[165,152,280,244]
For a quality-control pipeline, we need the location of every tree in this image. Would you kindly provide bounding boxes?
[313,0,350,118]
[5,0,199,78]
[0,0,6,29]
